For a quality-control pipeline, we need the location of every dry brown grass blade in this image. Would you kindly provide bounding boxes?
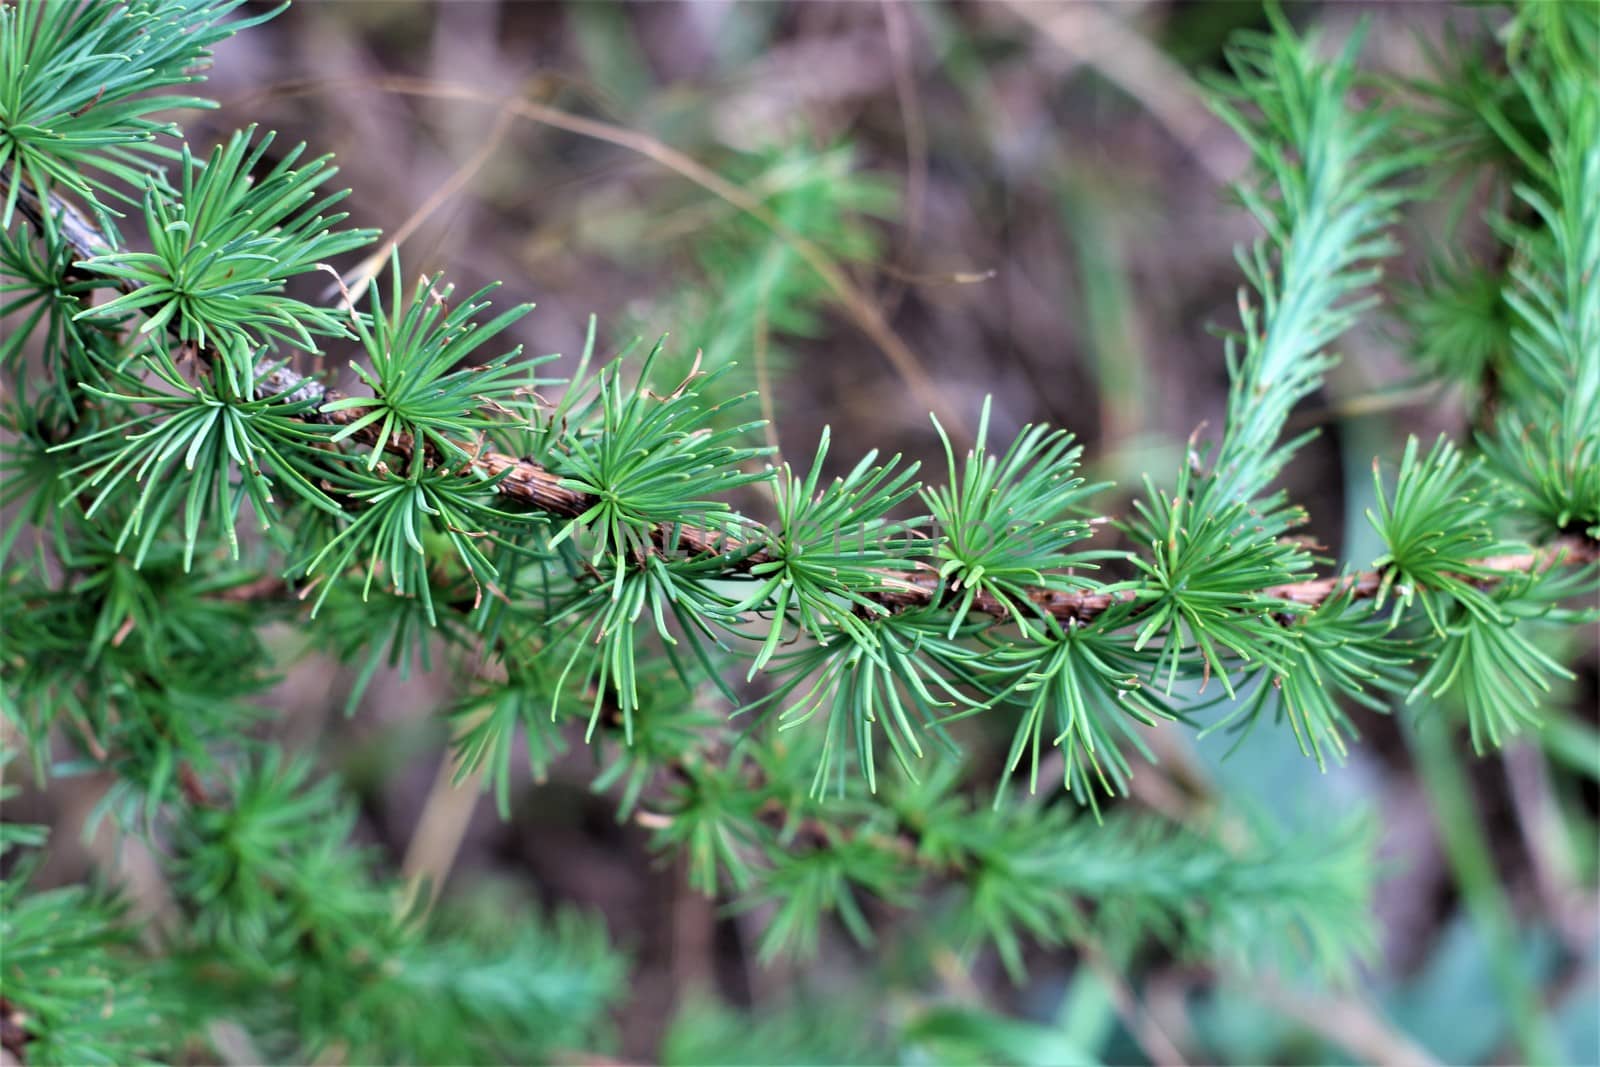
[1252,982,1442,1067]
[334,101,521,308]
[1002,1,1245,187]
[401,753,486,916]
[879,0,929,320]
[235,76,969,441]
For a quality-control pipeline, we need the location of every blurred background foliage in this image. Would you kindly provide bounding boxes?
[7,1,1597,1063]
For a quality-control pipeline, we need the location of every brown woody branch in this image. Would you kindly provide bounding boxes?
[11,176,1598,630]
[0,996,29,1065]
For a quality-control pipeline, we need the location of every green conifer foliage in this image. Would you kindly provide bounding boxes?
[1,1,1595,1062]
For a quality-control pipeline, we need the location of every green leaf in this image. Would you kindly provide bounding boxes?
[54,340,343,569]
[299,460,531,624]
[1367,435,1517,631]
[546,340,768,573]
[1210,590,1414,768]
[741,611,987,796]
[76,126,377,369]
[0,0,277,234]
[1408,562,1594,752]
[983,614,1176,806]
[736,426,925,675]
[924,396,1108,638]
[326,251,543,472]
[1124,461,1311,696]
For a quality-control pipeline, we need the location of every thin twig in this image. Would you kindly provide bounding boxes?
[334,101,520,308]
[1002,1,1244,187]
[878,0,929,321]
[1250,982,1441,1067]
[400,754,485,915]
[1071,914,1189,1067]
[231,76,968,438]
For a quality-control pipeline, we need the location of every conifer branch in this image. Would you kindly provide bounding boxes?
[14,175,1594,632]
